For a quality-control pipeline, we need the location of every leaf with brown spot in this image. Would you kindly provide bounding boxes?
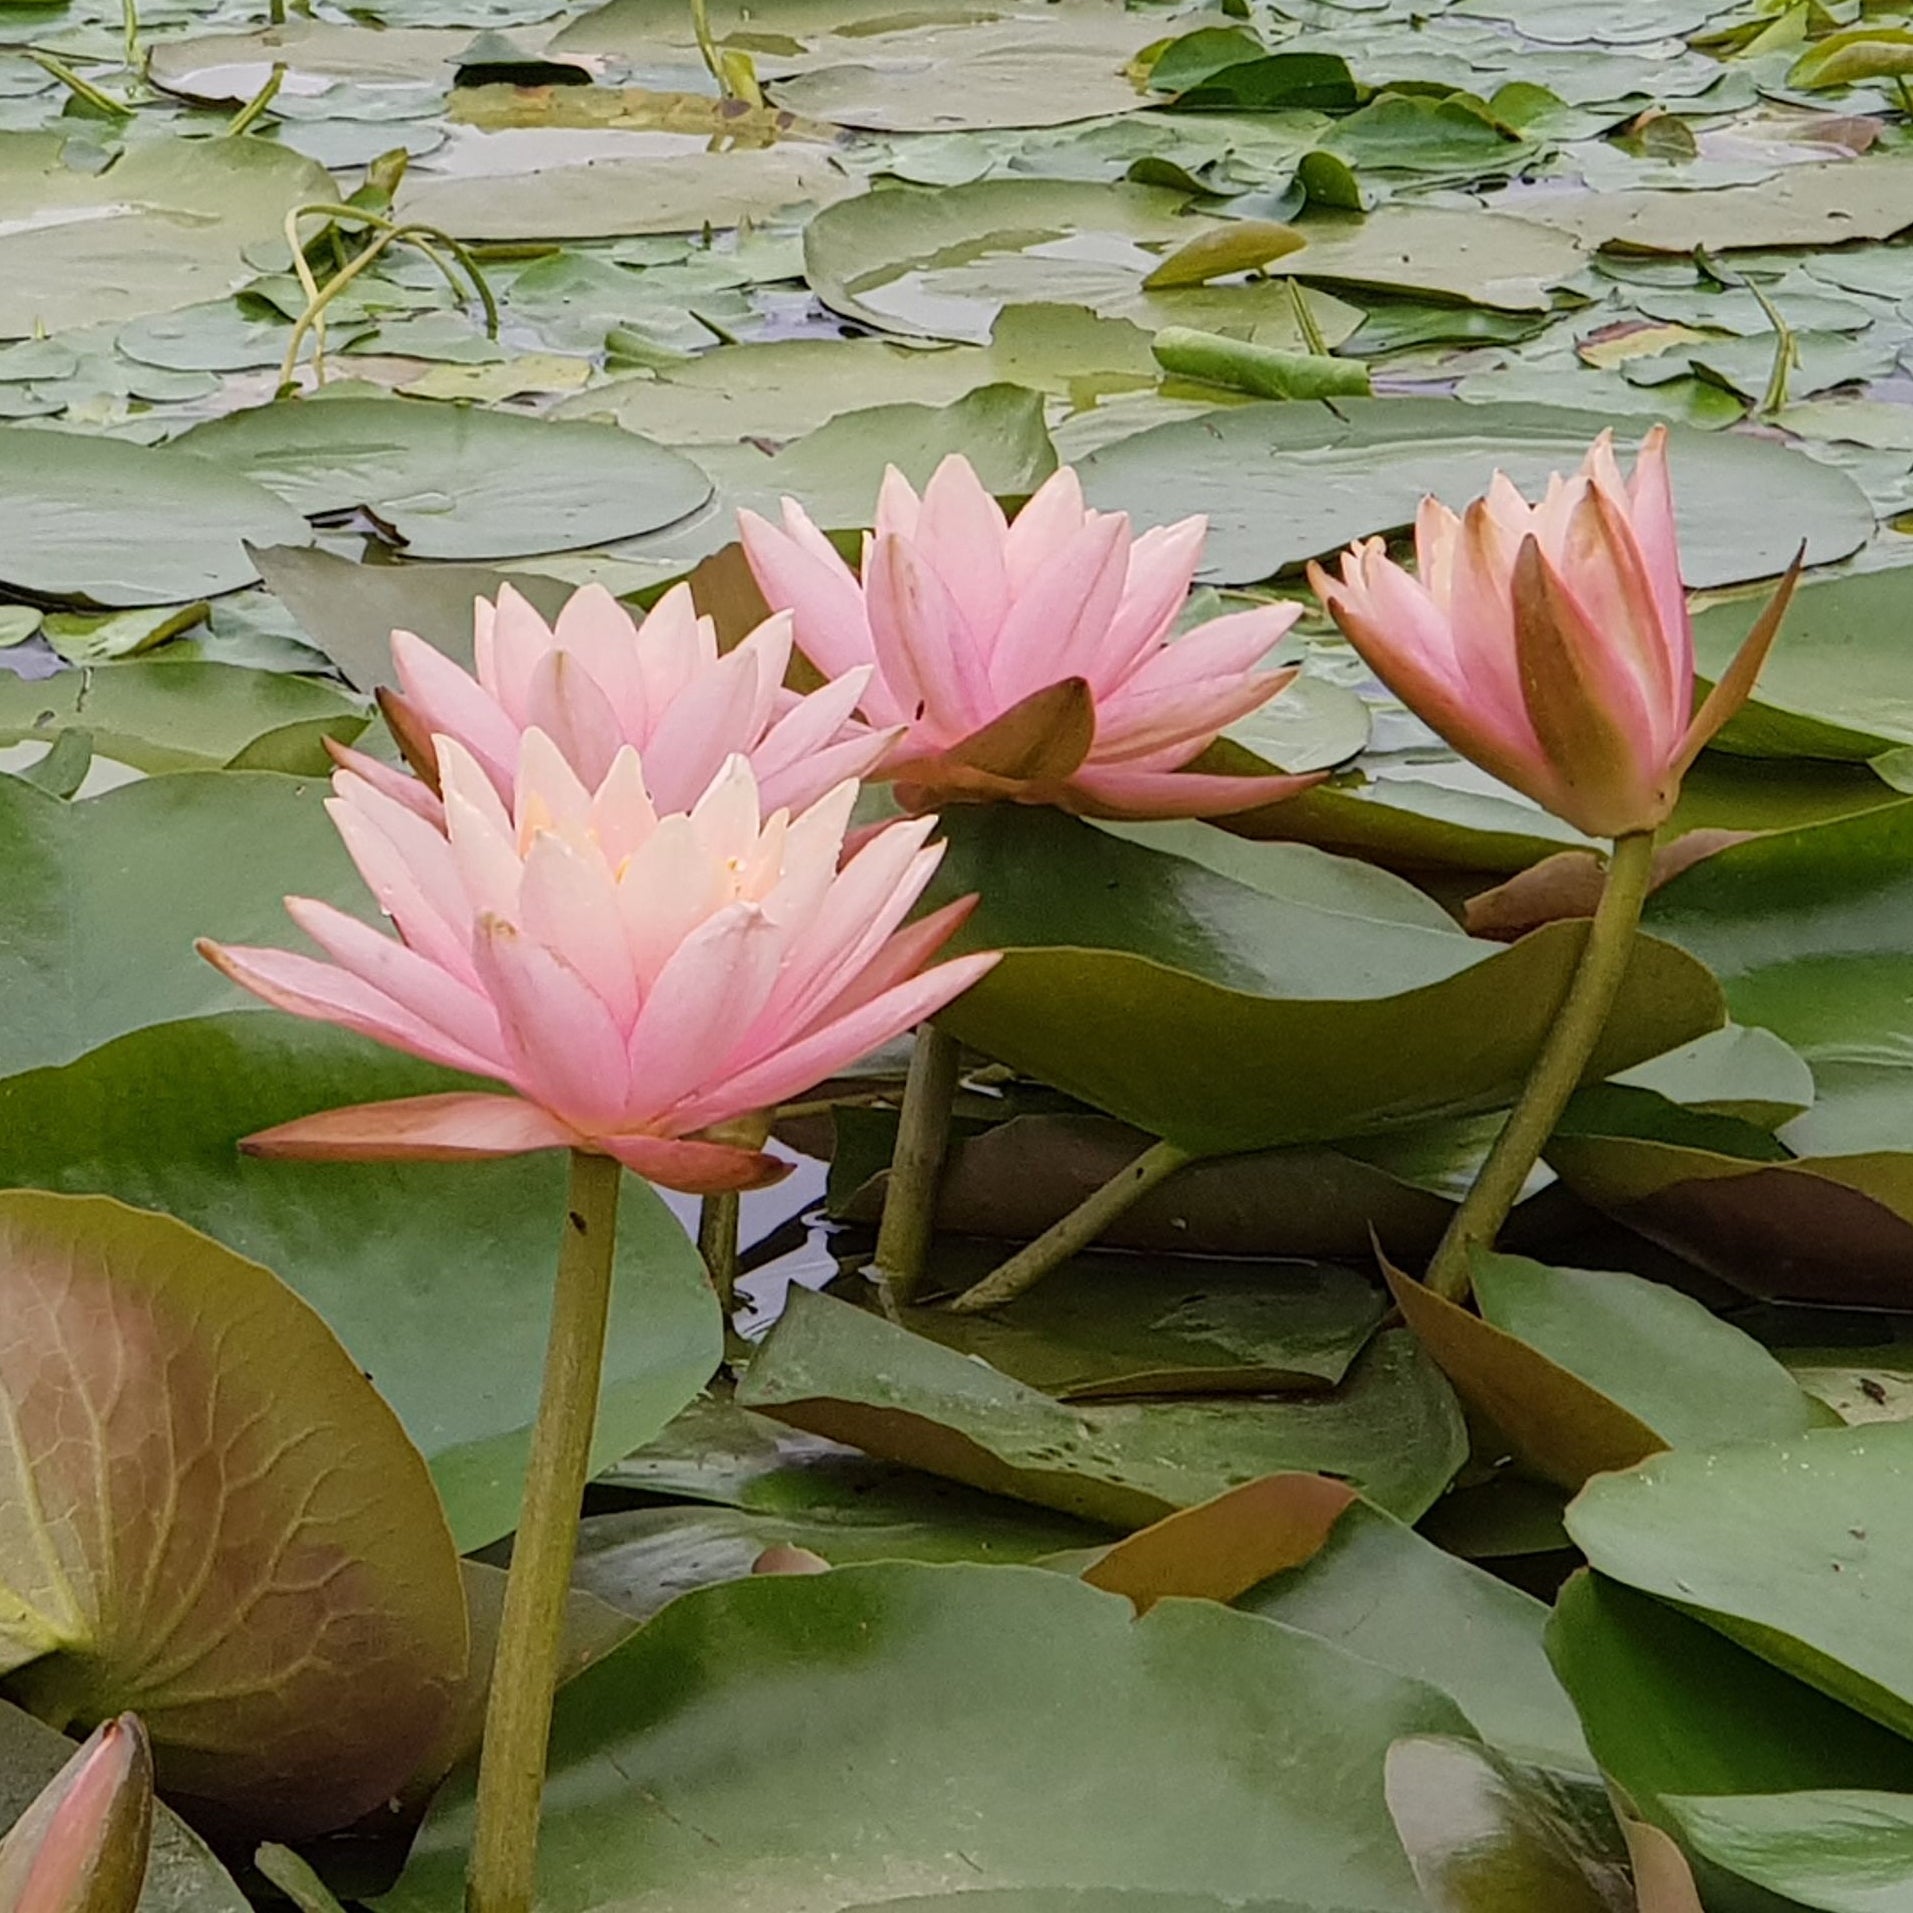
[0,1191,468,1839]
[1081,1473,1356,1612]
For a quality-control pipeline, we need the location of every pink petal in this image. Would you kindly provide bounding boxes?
[392,628,518,791]
[517,830,640,1030]
[197,939,498,1078]
[552,583,647,725]
[285,896,505,1065]
[623,902,786,1120]
[1003,466,1088,594]
[749,667,891,813]
[986,511,1131,710]
[865,533,996,743]
[1096,515,1209,688]
[667,952,1000,1131]
[525,649,625,790]
[595,1133,792,1193]
[1110,605,1299,698]
[636,643,764,814]
[1088,673,1288,766]
[789,895,978,1035]
[737,507,881,694]
[242,1093,576,1161]
[1065,764,1324,820]
[326,777,478,984]
[472,916,633,1131]
[873,464,923,541]
[323,740,444,824]
[484,585,560,724]
[914,455,1011,649]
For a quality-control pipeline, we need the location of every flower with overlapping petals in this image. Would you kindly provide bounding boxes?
[334,581,894,827]
[199,739,997,1194]
[738,456,1319,820]
[1307,425,1796,840]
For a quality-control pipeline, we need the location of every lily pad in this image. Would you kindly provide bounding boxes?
[1666,1790,1913,1913]
[1546,1572,1913,1834]
[1074,399,1875,588]
[0,1190,468,1837]
[738,1287,1467,1525]
[1243,1501,1588,1766]
[175,397,712,561]
[926,806,1725,1156]
[804,175,1364,346]
[0,432,312,608]
[0,134,332,338]
[867,1248,1386,1395]
[0,1013,720,1553]
[1566,1423,1913,1742]
[0,660,365,774]
[383,1562,1473,1913]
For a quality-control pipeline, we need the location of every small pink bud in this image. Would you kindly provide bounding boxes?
[751,1544,831,1576]
[0,1716,154,1913]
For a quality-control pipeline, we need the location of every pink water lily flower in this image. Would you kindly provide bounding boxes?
[1308,426,1797,840]
[738,456,1320,819]
[200,740,997,1194]
[333,581,894,826]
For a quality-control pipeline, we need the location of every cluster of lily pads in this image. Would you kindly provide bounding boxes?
[4,0,1913,1909]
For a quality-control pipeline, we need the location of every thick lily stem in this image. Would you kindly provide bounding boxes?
[873,1024,962,1308]
[1422,829,1657,1304]
[948,1137,1193,1315]
[697,1191,740,1317]
[467,1148,622,1913]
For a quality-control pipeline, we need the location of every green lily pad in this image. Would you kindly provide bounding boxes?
[383,1562,1472,1913]
[804,175,1364,347]
[0,1191,468,1837]
[1566,1423,1913,1742]
[0,1697,248,1912]
[175,396,712,561]
[1074,399,1875,588]
[926,807,1725,1156]
[0,1014,720,1552]
[1243,1501,1588,1766]
[1264,206,1585,311]
[1645,801,1913,1152]
[1546,1571,1913,1840]
[0,769,360,1076]
[0,432,312,608]
[865,1248,1386,1396]
[250,544,577,691]
[1666,1790,1913,1913]
[569,1493,1100,1623]
[738,1287,1467,1525]
[0,661,366,774]
[0,133,332,338]
[1692,563,1913,761]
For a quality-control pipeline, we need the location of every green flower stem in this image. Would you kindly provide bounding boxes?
[697,1190,740,1317]
[467,1148,622,1913]
[1422,828,1657,1303]
[947,1136,1193,1315]
[872,1024,962,1308]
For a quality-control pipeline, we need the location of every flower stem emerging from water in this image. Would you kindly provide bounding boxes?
[1421,829,1656,1303]
[466,1148,622,1913]
[873,1024,962,1308]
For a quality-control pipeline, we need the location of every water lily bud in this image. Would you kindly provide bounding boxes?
[751,1545,831,1576]
[0,1716,153,1913]
[1309,426,1798,840]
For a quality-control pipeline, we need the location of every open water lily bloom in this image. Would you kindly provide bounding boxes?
[199,739,997,1195]
[1308,425,1795,840]
[738,456,1320,820]
[332,580,894,826]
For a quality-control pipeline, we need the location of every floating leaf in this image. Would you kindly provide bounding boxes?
[1142,221,1304,289]
[1075,399,1875,588]
[926,806,1724,1156]
[176,398,711,562]
[739,1288,1468,1525]
[385,1562,1470,1913]
[0,1014,720,1553]
[0,1191,468,1837]
[1666,1790,1913,1912]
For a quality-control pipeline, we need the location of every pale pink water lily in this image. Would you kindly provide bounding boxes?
[738,456,1321,820]
[200,740,997,1194]
[333,581,894,827]
[1308,426,1797,840]
[0,1716,152,1913]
